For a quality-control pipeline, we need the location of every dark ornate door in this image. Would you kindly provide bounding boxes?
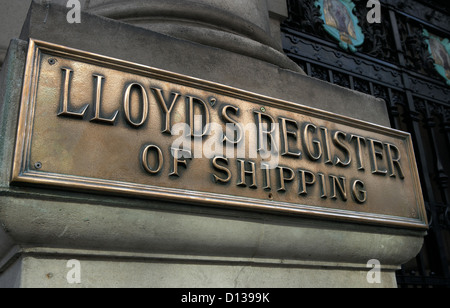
[281,0,450,287]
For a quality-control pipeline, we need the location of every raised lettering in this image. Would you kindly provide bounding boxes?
[330,175,348,201]
[318,172,327,199]
[262,163,272,191]
[350,134,366,171]
[385,143,405,179]
[255,111,278,154]
[90,74,118,125]
[58,67,89,118]
[212,156,231,184]
[237,159,257,189]
[170,148,191,177]
[298,169,316,196]
[186,95,210,137]
[151,88,181,134]
[368,138,388,175]
[141,144,163,175]
[333,131,351,167]
[277,166,295,192]
[221,105,243,144]
[352,180,367,204]
[302,123,322,161]
[279,117,301,158]
[320,127,333,165]
[124,82,149,128]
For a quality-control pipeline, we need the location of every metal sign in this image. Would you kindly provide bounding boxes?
[11,39,428,229]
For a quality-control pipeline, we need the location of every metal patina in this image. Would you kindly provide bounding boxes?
[11,39,427,229]
[423,29,450,86]
[315,0,365,52]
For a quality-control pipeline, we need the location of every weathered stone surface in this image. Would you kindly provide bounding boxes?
[0,0,30,69]
[19,0,390,126]
[11,253,399,288]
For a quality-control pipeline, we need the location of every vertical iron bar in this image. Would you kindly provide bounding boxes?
[424,102,450,205]
[387,88,401,129]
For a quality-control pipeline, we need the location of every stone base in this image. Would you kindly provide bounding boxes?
[0,191,424,288]
[2,248,398,288]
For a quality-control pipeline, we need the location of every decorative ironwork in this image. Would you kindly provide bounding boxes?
[286,0,326,37]
[423,30,450,86]
[314,0,365,52]
[396,14,440,78]
[354,1,397,63]
[282,0,450,288]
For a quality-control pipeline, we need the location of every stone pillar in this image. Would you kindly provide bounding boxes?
[86,0,301,72]
[0,0,426,289]
[0,0,30,69]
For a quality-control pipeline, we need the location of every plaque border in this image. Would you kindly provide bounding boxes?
[11,39,428,230]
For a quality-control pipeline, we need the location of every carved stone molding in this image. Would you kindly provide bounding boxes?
[283,31,403,87]
[86,0,303,73]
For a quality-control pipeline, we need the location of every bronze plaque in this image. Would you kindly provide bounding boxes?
[12,39,428,229]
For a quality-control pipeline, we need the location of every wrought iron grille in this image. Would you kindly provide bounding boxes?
[281,0,450,287]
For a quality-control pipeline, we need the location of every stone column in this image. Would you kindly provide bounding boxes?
[0,0,30,69]
[86,0,301,72]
